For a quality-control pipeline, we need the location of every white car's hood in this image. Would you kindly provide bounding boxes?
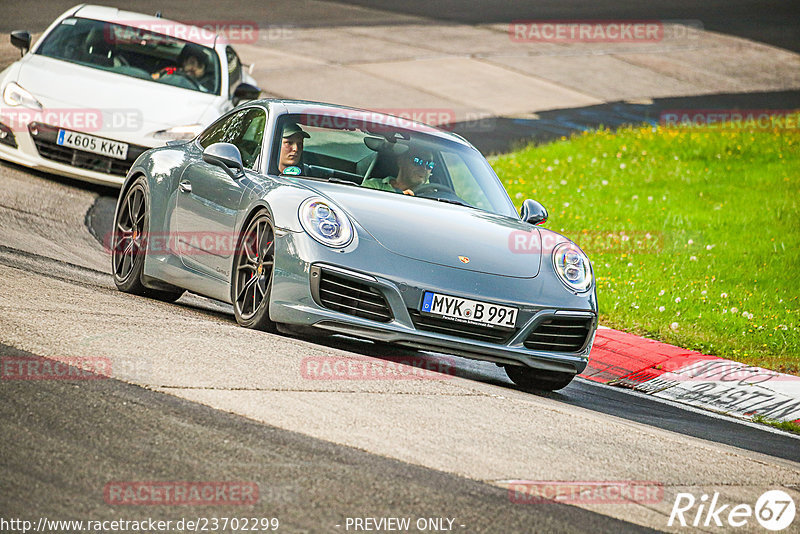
[14,55,221,145]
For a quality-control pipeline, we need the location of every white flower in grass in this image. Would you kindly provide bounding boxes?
[632,194,638,200]
[676,311,681,316]
[670,322,679,330]
[721,292,728,298]
[675,297,681,303]
[563,202,570,207]
[647,196,653,201]
[731,307,738,314]
[515,192,523,199]
[620,163,626,169]
[560,179,567,185]
[627,262,634,267]
[690,256,697,261]
[701,290,707,296]
[706,244,715,250]
[658,306,665,312]
[688,239,694,245]
[658,290,665,296]
[601,179,608,186]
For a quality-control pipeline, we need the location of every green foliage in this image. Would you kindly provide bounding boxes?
[491,124,799,374]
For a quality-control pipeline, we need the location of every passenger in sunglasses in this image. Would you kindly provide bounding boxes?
[362,150,435,195]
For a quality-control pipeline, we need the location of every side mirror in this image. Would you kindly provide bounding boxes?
[203,142,245,179]
[232,83,261,106]
[10,31,31,56]
[520,198,548,225]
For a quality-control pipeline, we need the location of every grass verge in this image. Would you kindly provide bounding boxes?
[491,124,799,375]
[752,415,800,435]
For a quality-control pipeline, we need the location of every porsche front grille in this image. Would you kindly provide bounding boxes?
[524,317,593,352]
[408,311,514,344]
[312,268,393,323]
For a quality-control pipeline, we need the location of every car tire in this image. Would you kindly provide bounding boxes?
[504,365,574,391]
[112,176,184,302]
[231,210,277,332]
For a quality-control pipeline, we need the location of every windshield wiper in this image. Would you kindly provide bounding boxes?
[326,177,360,187]
[429,197,474,208]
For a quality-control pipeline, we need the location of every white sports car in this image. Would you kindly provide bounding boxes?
[0,4,260,186]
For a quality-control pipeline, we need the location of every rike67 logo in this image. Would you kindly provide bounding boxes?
[669,490,796,531]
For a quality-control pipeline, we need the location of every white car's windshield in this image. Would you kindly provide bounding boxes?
[273,113,518,218]
[36,17,221,95]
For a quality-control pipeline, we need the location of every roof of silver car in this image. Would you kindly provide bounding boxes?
[257,99,471,146]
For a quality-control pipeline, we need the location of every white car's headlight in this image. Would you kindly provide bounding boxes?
[299,198,353,248]
[3,82,43,109]
[553,242,593,293]
[151,124,203,141]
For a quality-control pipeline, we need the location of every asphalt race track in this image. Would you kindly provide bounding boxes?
[1,1,799,532]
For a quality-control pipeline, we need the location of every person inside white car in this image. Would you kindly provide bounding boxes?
[151,43,214,92]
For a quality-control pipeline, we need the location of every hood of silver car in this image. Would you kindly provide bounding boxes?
[306,183,544,278]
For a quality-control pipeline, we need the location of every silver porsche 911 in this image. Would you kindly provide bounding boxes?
[111,99,597,390]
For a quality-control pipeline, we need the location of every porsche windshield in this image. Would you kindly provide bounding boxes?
[36,17,221,95]
[273,113,518,218]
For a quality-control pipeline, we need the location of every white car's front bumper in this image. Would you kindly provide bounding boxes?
[0,120,152,187]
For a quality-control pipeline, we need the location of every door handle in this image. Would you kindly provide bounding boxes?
[179,180,192,193]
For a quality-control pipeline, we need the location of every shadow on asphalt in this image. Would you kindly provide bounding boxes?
[452,90,800,154]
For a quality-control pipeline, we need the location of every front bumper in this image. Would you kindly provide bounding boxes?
[269,230,596,375]
[0,119,150,187]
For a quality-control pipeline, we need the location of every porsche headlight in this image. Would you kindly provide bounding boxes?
[299,198,353,248]
[553,242,593,293]
[3,82,42,109]
[151,124,203,141]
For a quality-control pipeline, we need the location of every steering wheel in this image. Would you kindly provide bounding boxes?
[172,71,202,90]
[412,182,457,196]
